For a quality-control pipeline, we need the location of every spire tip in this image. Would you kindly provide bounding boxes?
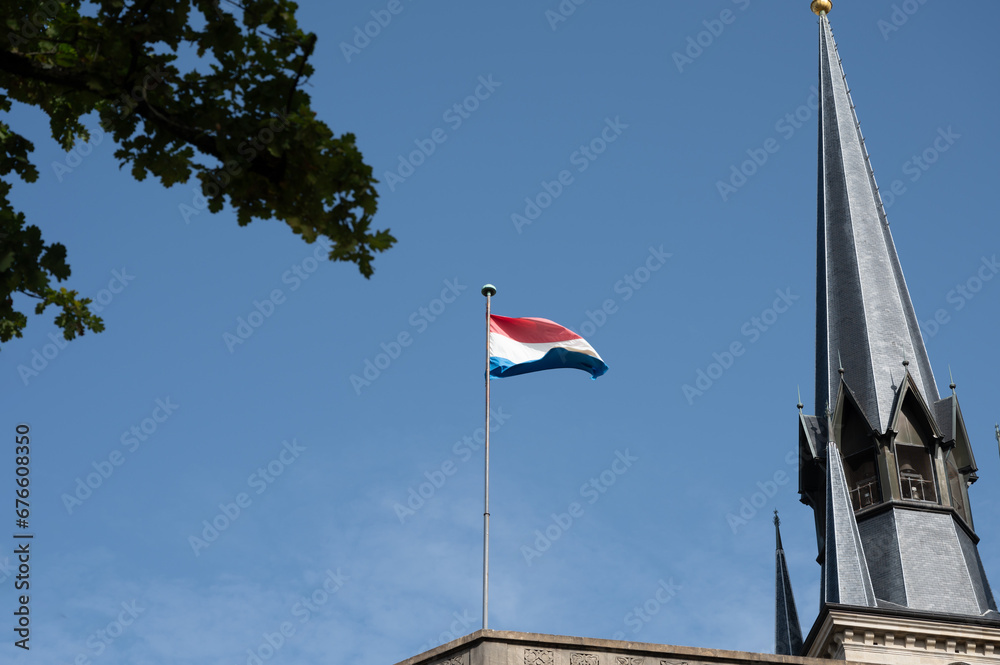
[809,0,833,16]
[810,0,832,16]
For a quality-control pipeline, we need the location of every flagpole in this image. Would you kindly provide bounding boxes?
[481,284,496,631]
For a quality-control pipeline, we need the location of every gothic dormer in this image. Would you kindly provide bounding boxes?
[935,384,980,529]
[831,378,881,513]
[887,374,943,505]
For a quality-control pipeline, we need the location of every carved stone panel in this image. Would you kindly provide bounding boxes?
[525,649,555,665]
[570,654,598,665]
[616,657,643,665]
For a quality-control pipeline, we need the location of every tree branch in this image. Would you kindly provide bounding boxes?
[0,49,287,182]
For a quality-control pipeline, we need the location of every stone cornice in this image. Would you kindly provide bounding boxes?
[806,605,1000,662]
[392,630,867,665]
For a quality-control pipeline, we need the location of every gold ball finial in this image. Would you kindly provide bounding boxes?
[811,0,832,15]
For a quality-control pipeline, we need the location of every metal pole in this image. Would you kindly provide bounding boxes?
[481,284,496,631]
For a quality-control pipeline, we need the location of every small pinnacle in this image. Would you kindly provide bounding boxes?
[773,510,780,527]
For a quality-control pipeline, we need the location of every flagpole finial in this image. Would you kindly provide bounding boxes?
[482,284,497,297]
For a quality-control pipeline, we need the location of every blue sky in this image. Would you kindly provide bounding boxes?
[3,1,999,663]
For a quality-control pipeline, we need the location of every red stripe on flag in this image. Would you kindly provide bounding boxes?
[488,315,582,344]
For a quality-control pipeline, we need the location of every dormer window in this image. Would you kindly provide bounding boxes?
[945,450,972,525]
[836,394,883,513]
[844,450,880,511]
[894,400,938,504]
[896,451,937,502]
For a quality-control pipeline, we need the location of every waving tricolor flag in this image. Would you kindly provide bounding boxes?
[477,287,607,632]
[488,315,608,380]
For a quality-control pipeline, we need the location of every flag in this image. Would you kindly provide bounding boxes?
[488,315,608,379]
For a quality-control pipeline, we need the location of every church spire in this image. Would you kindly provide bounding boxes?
[797,7,999,657]
[814,7,938,433]
[774,512,803,656]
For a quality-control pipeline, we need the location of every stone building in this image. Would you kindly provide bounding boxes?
[392,3,1000,664]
